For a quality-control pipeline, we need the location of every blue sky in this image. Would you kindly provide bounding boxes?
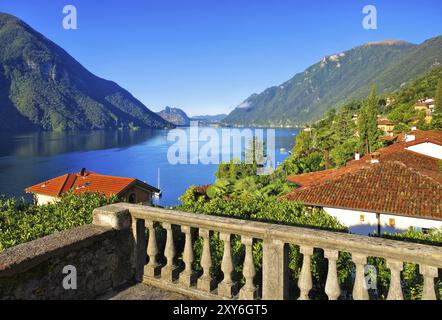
[1,0,441,116]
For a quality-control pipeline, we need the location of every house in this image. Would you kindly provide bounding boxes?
[377,117,395,137]
[285,130,442,236]
[25,168,160,206]
[414,98,435,122]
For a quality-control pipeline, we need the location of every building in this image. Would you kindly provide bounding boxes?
[285,130,442,236]
[25,168,160,206]
[414,98,435,122]
[377,117,395,137]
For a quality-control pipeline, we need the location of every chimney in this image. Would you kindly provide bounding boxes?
[405,134,416,142]
[355,150,360,161]
[80,168,87,177]
[370,152,380,164]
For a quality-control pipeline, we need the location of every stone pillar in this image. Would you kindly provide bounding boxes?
[132,218,146,282]
[420,265,438,300]
[386,260,404,300]
[92,204,131,230]
[218,233,237,298]
[197,229,215,292]
[262,239,289,300]
[239,236,257,300]
[298,246,313,300]
[352,253,369,300]
[161,222,178,282]
[324,249,341,300]
[144,220,160,279]
[179,226,196,287]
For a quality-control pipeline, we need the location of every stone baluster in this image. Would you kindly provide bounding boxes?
[420,265,438,300]
[386,260,404,300]
[239,236,257,300]
[298,246,314,300]
[144,220,160,279]
[218,233,237,298]
[352,253,369,300]
[324,249,341,300]
[180,226,195,287]
[161,222,178,282]
[132,218,147,281]
[197,229,215,292]
[262,239,289,300]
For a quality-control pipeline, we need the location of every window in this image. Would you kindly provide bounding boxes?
[389,218,395,227]
[128,193,137,204]
[411,227,431,234]
[411,226,422,233]
[360,215,365,222]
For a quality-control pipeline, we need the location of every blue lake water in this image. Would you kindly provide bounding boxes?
[0,127,298,207]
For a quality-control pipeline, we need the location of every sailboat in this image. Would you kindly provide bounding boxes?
[153,168,162,198]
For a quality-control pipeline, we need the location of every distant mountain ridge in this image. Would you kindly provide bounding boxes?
[157,107,190,126]
[191,114,227,124]
[157,107,227,126]
[223,36,442,127]
[0,13,173,131]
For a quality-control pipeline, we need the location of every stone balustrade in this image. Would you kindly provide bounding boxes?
[94,203,442,300]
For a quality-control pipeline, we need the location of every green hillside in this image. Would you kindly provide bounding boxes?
[0,13,172,131]
[223,37,442,127]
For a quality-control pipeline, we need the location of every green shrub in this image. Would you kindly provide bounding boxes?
[0,192,118,252]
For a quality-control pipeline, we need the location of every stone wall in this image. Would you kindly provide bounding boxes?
[0,210,136,300]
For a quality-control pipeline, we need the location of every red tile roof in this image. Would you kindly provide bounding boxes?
[25,169,159,198]
[285,161,442,220]
[287,165,370,188]
[396,130,442,145]
[377,118,395,126]
[286,130,442,219]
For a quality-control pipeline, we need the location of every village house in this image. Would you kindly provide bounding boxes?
[25,168,160,206]
[414,98,435,122]
[286,130,442,236]
[377,117,395,137]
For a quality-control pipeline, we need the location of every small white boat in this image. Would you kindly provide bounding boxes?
[153,168,162,198]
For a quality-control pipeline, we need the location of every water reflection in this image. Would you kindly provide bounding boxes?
[0,128,298,206]
[0,130,162,157]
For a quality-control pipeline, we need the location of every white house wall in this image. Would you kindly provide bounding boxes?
[323,207,442,236]
[324,207,378,235]
[379,214,442,234]
[34,194,58,206]
[405,142,442,160]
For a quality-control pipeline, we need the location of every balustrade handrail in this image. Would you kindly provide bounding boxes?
[112,203,442,267]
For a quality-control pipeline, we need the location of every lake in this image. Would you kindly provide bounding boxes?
[0,127,298,207]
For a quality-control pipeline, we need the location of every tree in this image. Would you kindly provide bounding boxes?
[431,78,442,130]
[435,77,442,114]
[332,105,357,144]
[316,126,335,169]
[292,130,315,158]
[358,86,382,154]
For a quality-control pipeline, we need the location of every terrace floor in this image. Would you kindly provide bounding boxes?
[105,283,191,300]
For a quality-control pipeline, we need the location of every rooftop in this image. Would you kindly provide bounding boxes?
[25,169,159,198]
[285,161,442,220]
[286,130,442,219]
[377,118,395,126]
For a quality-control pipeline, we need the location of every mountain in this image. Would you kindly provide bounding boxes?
[191,114,227,124]
[157,107,190,126]
[223,37,442,127]
[0,13,173,131]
